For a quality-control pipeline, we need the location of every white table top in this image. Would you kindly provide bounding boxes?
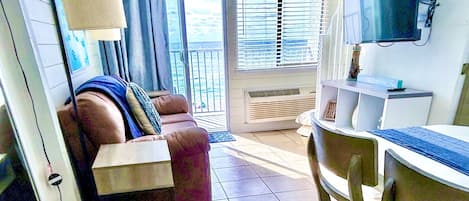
[358,125,469,188]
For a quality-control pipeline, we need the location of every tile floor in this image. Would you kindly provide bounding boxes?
[209,129,319,201]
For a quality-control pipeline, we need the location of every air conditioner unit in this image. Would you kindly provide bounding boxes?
[245,87,316,123]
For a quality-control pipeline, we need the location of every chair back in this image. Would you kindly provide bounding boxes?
[308,118,378,201]
[382,150,469,201]
[311,118,378,186]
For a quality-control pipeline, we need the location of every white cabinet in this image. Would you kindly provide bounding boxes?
[317,80,433,133]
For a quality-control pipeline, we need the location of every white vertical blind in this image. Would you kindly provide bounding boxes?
[236,0,326,70]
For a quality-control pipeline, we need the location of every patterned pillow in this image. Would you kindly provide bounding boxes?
[126,82,162,135]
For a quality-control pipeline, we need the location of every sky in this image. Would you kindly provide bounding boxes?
[167,0,223,44]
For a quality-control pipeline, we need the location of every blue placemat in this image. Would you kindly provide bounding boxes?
[208,131,236,143]
[369,127,469,176]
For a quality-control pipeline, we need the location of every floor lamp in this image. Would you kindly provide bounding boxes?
[53,0,127,199]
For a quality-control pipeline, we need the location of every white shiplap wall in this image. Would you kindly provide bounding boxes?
[0,0,90,199]
[23,0,102,108]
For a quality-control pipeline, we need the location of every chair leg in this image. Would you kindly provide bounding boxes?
[347,155,364,201]
[318,184,332,201]
[380,178,395,201]
[307,133,331,201]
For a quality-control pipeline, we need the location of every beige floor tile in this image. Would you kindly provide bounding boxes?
[208,129,320,200]
[286,160,313,176]
[275,150,308,162]
[241,152,285,165]
[284,132,309,145]
[275,189,318,201]
[210,142,232,149]
[279,129,298,134]
[215,166,258,182]
[270,142,308,162]
[230,194,279,201]
[270,142,307,154]
[212,182,228,200]
[221,178,272,198]
[256,134,294,145]
[210,147,241,158]
[230,135,262,146]
[232,132,257,139]
[211,155,249,169]
[262,175,314,193]
[250,162,301,177]
[211,169,219,183]
[253,130,284,136]
[232,144,273,155]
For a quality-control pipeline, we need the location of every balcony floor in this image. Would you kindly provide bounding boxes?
[194,112,227,132]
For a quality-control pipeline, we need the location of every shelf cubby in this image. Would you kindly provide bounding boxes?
[316,80,433,133]
[319,86,338,121]
[356,94,385,131]
[335,89,359,129]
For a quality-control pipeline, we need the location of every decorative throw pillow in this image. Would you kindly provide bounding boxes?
[126,82,162,135]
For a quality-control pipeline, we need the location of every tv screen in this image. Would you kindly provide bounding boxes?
[344,0,421,44]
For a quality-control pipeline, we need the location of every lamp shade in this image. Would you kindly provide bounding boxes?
[62,0,127,30]
[88,29,122,41]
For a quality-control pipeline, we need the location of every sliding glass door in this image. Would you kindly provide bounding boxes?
[166,0,191,105]
[166,0,227,132]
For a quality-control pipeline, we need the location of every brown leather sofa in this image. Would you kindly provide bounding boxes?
[57,91,211,201]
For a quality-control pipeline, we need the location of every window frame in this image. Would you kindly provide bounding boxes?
[231,0,326,72]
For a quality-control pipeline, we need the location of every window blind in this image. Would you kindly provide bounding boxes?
[236,0,327,70]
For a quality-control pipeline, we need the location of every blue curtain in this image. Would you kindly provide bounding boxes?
[99,0,172,91]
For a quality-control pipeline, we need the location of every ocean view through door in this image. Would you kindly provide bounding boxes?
[167,0,227,132]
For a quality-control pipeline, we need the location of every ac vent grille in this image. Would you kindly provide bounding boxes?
[246,87,316,123]
[248,88,300,98]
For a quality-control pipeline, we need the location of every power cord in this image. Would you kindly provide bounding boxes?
[377,42,394,48]
[0,1,63,200]
[413,27,433,46]
[413,0,438,46]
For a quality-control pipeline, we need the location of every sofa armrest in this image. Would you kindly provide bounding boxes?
[151,94,189,115]
[127,127,210,158]
[147,90,170,98]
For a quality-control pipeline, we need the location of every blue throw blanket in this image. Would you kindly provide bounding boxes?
[369,127,469,176]
[68,75,144,139]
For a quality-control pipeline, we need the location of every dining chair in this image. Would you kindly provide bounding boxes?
[382,150,469,201]
[308,118,380,201]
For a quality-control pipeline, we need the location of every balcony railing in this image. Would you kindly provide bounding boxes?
[170,49,226,114]
[169,46,313,114]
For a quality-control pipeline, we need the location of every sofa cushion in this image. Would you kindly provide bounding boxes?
[152,94,189,115]
[126,82,162,135]
[161,121,197,135]
[68,91,126,147]
[160,113,196,125]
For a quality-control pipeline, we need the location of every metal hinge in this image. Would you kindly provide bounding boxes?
[462,63,469,75]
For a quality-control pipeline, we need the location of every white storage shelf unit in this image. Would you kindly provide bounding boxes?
[318,80,433,133]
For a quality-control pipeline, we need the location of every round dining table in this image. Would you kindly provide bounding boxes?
[356,124,469,188]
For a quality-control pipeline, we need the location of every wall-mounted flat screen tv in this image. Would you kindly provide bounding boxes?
[344,0,422,44]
